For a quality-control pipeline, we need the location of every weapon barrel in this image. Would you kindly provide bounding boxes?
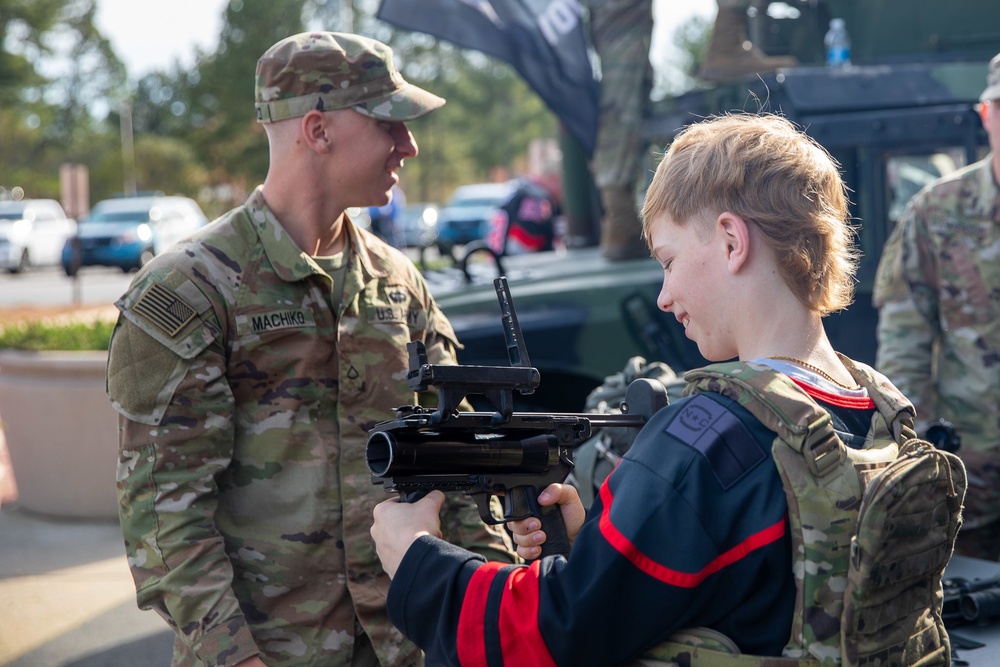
[367,431,559,478]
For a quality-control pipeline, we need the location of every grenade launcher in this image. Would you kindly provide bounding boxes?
[366,277,668,557]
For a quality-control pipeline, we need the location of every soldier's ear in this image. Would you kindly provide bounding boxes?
[301,111,333,153]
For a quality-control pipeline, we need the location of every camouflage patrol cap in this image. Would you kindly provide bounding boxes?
[254,32,445,123]
[980,52,1000,102]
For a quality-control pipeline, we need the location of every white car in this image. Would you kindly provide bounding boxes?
[0,199,77,273]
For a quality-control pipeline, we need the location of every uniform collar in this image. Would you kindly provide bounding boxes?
[244,186,395,285]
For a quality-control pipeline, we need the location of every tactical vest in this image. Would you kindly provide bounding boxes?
[629,356,967,667]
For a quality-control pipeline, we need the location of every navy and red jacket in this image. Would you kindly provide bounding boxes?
[386,386,875,667]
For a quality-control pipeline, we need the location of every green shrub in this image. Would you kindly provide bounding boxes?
[0,319,115,351]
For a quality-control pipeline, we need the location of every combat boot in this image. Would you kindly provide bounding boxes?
[699,7,797,84]
[600,186,648,262]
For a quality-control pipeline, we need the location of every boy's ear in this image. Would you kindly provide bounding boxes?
[717,212,750,273]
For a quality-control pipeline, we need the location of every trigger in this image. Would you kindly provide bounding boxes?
[472,493,504,525]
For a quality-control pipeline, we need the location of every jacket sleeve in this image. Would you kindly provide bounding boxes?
[386,396,793,667]
[110,296,259,666]
[873,202,940,433]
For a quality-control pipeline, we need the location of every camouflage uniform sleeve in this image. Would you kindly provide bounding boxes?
[417,283,519,563]
[108,278,259,666]
[873,202,940,433]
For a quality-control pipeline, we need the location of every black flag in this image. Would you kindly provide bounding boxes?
[377,0,598,155]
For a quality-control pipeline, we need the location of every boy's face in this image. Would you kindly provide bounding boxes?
[648,212,735,362]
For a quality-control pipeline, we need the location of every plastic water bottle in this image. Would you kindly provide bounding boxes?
[825,18,852,68]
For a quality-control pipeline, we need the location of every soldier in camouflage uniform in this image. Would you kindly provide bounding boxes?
[873,51,1000,561]
[368,114,916,666]
[583,0,654,262]
[107,32,516,667]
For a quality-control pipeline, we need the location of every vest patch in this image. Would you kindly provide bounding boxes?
[133,283,197,337]
[666,394,765,490]
[366,306,427,329]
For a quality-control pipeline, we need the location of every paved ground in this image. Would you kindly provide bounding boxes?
[0,425,173,666]
[0,500,175,667]
[0,504,174,667]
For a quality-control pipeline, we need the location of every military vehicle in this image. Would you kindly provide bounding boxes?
[426,0,1000,412]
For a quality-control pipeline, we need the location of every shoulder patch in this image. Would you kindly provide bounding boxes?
[666,394,766,490]
[133,282,197,337]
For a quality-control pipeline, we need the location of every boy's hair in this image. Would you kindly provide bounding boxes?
[641,113,858,315]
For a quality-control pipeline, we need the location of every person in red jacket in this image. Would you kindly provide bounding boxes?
[371,113,874,667]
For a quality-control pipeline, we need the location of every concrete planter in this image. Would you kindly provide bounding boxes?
[0,350,118,519]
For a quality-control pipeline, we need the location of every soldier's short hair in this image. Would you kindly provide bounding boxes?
[641,113,859,315]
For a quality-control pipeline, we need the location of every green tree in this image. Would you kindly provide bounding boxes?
[126,0,311,203]
[0,0,62,99]
[0,0,126,203]
[187,0,310,184]
[399,49,556,202]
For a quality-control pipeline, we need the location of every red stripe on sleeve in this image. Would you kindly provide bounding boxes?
[497,562,559,667]
[457,562,507,667]
[598,482,787,587]
[456,561,559,667]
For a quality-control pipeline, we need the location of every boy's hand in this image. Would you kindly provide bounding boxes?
[507,483,585,560]
[372,490,445,578]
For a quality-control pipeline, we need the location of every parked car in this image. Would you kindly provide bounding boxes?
[436,182,515,256]
[398,203,440,248]
[62,195,208,275]
[0,199,76,273]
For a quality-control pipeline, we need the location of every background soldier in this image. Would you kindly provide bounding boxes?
[873,52,1000,561]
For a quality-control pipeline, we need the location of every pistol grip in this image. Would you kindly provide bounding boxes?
[515,486,571,559]
[536,502,572,558]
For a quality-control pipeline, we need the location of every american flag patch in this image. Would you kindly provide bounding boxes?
[134,283,197,337]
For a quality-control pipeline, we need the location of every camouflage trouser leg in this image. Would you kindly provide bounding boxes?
[586,0,653,191]
[584,0,653,260]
